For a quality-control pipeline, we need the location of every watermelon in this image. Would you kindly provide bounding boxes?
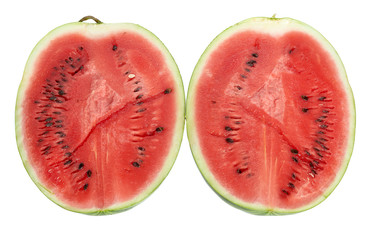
[15,16,185,215]
[186,17,355,215]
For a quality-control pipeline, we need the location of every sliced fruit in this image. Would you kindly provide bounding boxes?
[187,17,355,215]
[16,16,185,215]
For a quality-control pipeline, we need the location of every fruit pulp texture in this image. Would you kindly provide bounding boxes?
[23,32,178,209]
[195,31,349,209]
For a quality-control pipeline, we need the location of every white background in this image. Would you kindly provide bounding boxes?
[1,0,368,239]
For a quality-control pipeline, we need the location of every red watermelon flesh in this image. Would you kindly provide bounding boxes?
[16,20,184,214]
[187,17,355,214]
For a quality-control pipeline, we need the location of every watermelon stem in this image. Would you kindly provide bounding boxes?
[79,16,103,24]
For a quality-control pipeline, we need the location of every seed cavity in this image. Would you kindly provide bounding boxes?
[128,74,136,79]
[155,127,164,132]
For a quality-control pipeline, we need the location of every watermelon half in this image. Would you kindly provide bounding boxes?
[187,17,355,215]
[15,16,185,215]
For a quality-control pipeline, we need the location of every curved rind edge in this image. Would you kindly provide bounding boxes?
[15,21,185,215]
[186,17,355,215]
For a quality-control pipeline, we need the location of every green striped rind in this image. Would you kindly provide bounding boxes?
[186,17,355,215]
[15,20,185,215]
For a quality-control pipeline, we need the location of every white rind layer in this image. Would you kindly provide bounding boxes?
[15,21,185,215]
[186,17,355,215]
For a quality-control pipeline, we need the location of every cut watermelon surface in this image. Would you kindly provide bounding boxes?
[187,17,355,214]
[16,18,185,214]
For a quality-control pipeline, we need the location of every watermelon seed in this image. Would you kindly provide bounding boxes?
[137,108,146,113]
[56,120,63,123]
[317,131,325,135]
[64,160,72,165]
[240,74,247,78]
[292,157,298,163]
[38,139,43,142]
[65,59,69,64]
[319,96,326,101]
[125,71,130,75]
[55,131,66,137]
[288,182,295,189]
[49,96,57,101]
[79,46,83,51]
[43,146,51,152]
[53,111,61,115]
[138,146,145,151]
[83,184,89,190]
[136,102,144,105]
[164,88,172,94]
[236,168,242,174]
[41,131,49,135]
[305,150,311,156]
[289,47,295,54]
[136,94,143,100]
[245,68,251,72]
[317,152,323,158]
[292,173,296,179]
[301,95,309,101]
[65,152,72,157]
[132,162,140,168]
[291,149,298,154]
[311,169,317,175]
[246,60,256,67]
[225,126,233,131]
[86,170,92,177]
[112,45,117,51]
[156,127,164,132]
[246,173,254,178]
[45,122,53,127]
[57,141,64,145]
[282,189,289,195]
[225,138,234,143]
[45,117,53,122]
[302,108,309,113]
[134,81,140,84]
[133,87,142,92]
[211,100,216,104]
[320,124,328,129]
[322,110,329,113]
[55,125,63,128]
[234,121,242,124]
[62,145,69,149]
[309,162,315,169]
[236,85,242,90]
[34,100,40,104]
[58,90,65,95]
[78,163,84,170]
[252,53,258,58]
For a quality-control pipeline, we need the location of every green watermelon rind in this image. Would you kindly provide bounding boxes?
[15,21,185,215]
[186,17,355,215]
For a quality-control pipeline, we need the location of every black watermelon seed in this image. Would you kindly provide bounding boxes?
[225,138,234,143]
[55,125,63,128]
[58,90,65,95]
[41,131,49,135]
[312,169,317,175]
[45,122,53,127]
[225,126,233,131]
[302,108,309,113]
[137,108,146,113]
[288,182,295,189]
[45,117,53,122]
[291,149,298,154]
[236,86,242,90]
[317,152,323,158]
[34,100,40,104]
[322,110,329,113]
[136,94,143,100]
[61,78,67,82]
[64,160,72,165]
[319,96,326,101]
[236,168,242,174]
[289,48,295,54]
[156,127,164,132]
[38,139,43,142]
[132,162,140,168]
[49,96,57,101]
[136,102,144,105]
[292,157,298,163]
[62,145,69,149]
[83,184,89,190]
[79,46,83,51]
[282,189,289,195]
[301,95,309,101]
[87,170,92,177]
[112,45,117,51]
[78,163,84,170]
[134,87,142,92]
[309,161,314,169]
[65,152,72,157]
[245,68,251,72]
[57,140,64,145]
[246,60,256,67]
[43,146,51,151]
[56,120,63,123]
[305,150,311,156]
[240,74,247,78]
[164,88,172,94]
[52,111,61,115]
[138,146,145,151]
[292,173,296,179]
[252,53,258,58]
[320,124,328,129]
